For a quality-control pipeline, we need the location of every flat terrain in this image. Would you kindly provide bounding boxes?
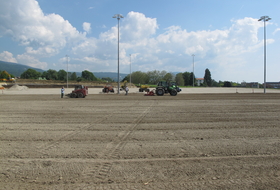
[1,93,280,189]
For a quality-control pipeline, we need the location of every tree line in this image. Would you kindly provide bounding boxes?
[20,69,99,82]
[123,68,216,87]
[16,68,236,87]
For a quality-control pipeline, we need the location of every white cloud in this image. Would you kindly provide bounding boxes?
[83,22,91,34]
[0,51,18,63]
[0,1,277,82]
[17,54,48,69]
[273,28,280,35]
[121,11,158,42]
[0,0,85,57]
[70,13,273,79]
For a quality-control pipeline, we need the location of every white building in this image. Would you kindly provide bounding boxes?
[196,78,204,86]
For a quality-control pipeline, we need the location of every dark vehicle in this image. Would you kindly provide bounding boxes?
[67,85,88,98]
[156,81,181,96]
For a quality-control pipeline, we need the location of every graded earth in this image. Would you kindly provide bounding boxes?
[0,93,279,189]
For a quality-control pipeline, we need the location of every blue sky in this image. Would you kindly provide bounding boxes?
[0,0,279,83]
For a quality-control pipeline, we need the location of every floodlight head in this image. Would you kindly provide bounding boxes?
[258,16,271,22]
[113,14,124,19]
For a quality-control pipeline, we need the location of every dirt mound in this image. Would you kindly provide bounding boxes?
[8,84,29,91]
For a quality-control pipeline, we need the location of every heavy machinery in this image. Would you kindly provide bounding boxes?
[67,85,88,98]
[120,80,128,91]
[102,85,114,93]
[155,81,181,96]
[139,84,150,92]
[0,71,16,82]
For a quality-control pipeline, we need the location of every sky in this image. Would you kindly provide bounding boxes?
[0,0,279,83]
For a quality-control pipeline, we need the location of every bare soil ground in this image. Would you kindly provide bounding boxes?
[0,93,280,189]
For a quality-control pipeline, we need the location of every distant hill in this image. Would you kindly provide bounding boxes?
[93,72,128,81]
[0,60,128,79]
[0,61,45,77]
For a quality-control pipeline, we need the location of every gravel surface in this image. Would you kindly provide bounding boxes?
[0,93,280,189]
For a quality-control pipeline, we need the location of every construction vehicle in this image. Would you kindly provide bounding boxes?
[0,71,16,82]
[139,84,150,92]
[67,85,88,98]
[155,81,181,96]
[103,85,114,93]
[120,80,128,91]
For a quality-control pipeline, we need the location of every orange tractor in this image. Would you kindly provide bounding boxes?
[102,85,114,93]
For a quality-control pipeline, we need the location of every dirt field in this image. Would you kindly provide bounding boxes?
[1,93,280,189]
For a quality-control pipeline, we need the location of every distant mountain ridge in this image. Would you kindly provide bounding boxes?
[0,61,45,77]
[0,60,128,79]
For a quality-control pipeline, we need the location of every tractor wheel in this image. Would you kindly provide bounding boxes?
[156,88,164,96]
[139,89,142,92]
[170,89,177,96]
[77,93,84,98]
[70,93,77,98]
[102,89,105,93]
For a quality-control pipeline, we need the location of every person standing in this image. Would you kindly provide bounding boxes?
[61,86,65,98]
[125,86,129,95]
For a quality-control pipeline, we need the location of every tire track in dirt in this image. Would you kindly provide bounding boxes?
[35,122,95,155]
[81,100,157,185]
[8,154,279,164]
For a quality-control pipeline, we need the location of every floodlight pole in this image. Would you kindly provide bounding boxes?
[192,54,195,87]
[130,54,132,88]
[258,16,271,94]
[113,14,123,94]
[66,55,69,88]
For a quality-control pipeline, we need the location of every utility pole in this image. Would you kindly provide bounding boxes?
[113,14,123,94]
[66,55,69,88]
[258,16,271,94]
[192,54,195,87]
[130,54,132,88]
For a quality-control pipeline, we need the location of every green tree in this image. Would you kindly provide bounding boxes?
[70,72,77,81]
[130,71,149,84]
[175,73,184,86]
[20,69,41,79]
[122,75,129,82]
[76,77,83,82]
[211,79,219,87]
[57,70,67,81]
[81,70,97,81]
[43,69,58,80]
[147,70,167,84]
[182,72,191,86]
[203,68,212,87]
[0,71,11,79]
[190,72,196,86]
[163,73,173,82]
